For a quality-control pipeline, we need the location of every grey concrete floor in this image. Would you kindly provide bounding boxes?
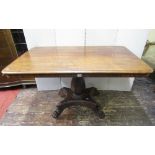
[132,77,155,125]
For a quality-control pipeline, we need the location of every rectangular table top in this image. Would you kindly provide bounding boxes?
[2,46,153,77]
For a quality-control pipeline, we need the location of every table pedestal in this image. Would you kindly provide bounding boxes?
[52,77,105,119]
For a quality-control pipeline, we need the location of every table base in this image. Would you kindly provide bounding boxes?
[52,77,105,119]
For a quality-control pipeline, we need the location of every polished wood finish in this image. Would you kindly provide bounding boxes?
[2,46,153,119]
[2,46,153,77]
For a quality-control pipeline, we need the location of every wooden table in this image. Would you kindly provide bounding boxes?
[2,46,153,118]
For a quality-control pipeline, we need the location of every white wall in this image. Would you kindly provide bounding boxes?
[116,30,149,58]
[23,29,148,91]
[86,29,118,45]
[55,29,85,46]
[24,29,56,48]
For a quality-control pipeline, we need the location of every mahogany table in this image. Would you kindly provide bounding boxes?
[2,46,153,119]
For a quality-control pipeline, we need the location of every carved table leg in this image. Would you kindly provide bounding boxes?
[52,76,105,119]
[58,87,73,99]
[52,99,105,119]
[52,99,68,118]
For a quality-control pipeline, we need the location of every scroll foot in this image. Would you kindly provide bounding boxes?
[52,106,63,119]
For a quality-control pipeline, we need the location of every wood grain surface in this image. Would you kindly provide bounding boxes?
[2,46,153,77]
